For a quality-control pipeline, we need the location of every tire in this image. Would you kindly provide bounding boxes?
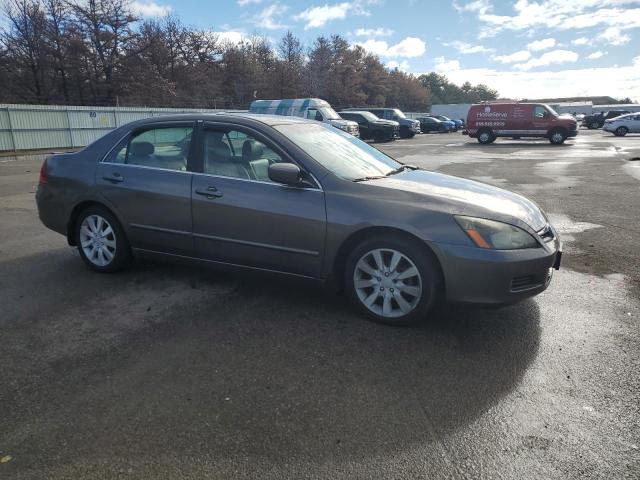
[477,129,495,145]
[589,121,600,129]
[549,129,567,145]
[615,126,628,137]
[75,206,131,272]
[344,234,441,326]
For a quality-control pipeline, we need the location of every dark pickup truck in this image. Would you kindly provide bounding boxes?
[339,111,399,142]
[582,110,630,129]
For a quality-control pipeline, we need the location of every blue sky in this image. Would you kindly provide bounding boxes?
[131,0,640,101]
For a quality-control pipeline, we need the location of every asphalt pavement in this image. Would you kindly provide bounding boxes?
[0,129,639,479]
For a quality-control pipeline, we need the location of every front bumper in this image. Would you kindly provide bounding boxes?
[434,240,561,305]
[603,124,615,133]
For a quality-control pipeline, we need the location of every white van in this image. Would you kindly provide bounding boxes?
[249,98,359,137]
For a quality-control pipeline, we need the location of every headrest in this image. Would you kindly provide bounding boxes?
[130,141,154,156]
[242,139,264,162]
[205,134,231,162]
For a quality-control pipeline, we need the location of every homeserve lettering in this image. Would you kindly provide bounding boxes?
[476,112,508,118]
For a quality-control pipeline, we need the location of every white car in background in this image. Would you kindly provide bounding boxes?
[603,113,640,136]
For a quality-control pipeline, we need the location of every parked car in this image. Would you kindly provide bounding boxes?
[465,102,578,145]
[36,113,562,326]
[416,116,451,133]
[344,107,421,138]
[426,114,458,132]
[582,110,630,129]
[339,110,399,142]
[603,113,640,136]
[249,98,359,137]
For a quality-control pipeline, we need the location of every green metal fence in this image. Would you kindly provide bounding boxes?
[0,104,243,152]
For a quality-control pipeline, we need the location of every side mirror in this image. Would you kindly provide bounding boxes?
[268,163,303,186]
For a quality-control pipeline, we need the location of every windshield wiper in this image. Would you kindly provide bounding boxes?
[353,165,418,182]
[385,164,419,176]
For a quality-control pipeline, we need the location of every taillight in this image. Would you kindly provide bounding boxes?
[39,158,48,184]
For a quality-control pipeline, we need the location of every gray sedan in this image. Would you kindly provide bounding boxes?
[36,114,562,325]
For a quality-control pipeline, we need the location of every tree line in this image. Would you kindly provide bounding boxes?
[0,0,499,110]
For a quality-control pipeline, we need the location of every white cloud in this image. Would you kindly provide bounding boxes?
[386,60,410,71]
[355,27,394,36]
[494,50,531,63]
[587,50,606,59]
[572,37,589,45]
[444,40,494,54]
[515,49,579,71]
[527,37,556,51]
[294,3,351,29]
[435,56,461,73]
[131,1,172,17]
[601,26,631,45]
[456,0,640,37]
[355,36,426,58]
[423,60,640,102]
[214,31,248,45]
[238,0,263,5]
[254,2,288,30]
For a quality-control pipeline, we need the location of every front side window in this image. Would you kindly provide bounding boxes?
[203,128,286,182]
[276,123,400,181]
[307,108,324,121]
[109,126,193,171]
[533,106,546,119]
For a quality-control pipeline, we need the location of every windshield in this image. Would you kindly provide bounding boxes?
[318,107,341,120]
[544,104,559,116]
[355,111,379,122]
[393,109,406,119]
[275,123,400,180]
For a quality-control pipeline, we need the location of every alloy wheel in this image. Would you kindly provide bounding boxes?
[80,214,117,267]
[353,248,422,318]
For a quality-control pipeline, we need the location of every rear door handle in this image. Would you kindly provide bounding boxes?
[194,186,223,199]
[103,172,123,183]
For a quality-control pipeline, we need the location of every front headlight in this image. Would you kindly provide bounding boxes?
[455,216,539,250]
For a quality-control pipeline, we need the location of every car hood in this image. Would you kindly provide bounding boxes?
[330,119,358,128]
[373,120,399,127]
[364,169,548,231]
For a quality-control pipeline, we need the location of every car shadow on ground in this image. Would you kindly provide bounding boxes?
[1,254,541,473]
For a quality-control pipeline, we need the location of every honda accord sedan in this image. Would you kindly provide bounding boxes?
[36,113,562,325]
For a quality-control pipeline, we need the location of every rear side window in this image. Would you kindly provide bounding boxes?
[108,126,193,171]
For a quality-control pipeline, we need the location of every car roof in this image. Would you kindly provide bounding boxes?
[123,112,316,128]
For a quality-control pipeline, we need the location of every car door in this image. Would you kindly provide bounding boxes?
[532,105,551,135]
[630,115,640,133]
[191,123,326,278]
[351,114,370,138]
[96,122,195,256]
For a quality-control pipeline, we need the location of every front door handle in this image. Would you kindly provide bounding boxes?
[195,186,223,199]
[103,172,123,183]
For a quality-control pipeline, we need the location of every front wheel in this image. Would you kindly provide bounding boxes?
[345,235,441,326]
[615,126,628,137]
[589,121,600,129]
[76,206,131,272]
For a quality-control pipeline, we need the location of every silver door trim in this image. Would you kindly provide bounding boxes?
[193,232,320,257]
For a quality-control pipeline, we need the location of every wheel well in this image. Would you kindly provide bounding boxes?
[478,127,494,135]
[66,201,117,246]
[332,226,445,291]
[548,126,567,136]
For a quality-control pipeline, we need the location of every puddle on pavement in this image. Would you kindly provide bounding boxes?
[546,213,602,255]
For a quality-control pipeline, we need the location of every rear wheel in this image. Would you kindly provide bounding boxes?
[345,235,440,326]
[477,129,495,144]
[75,206,131,272]
[615,126,628,137]
[589,121,600,129]
[549,129,567,145]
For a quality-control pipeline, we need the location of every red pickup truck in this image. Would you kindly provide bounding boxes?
[465,102,578,145]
